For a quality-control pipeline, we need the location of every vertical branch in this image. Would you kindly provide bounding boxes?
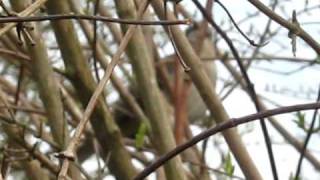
[150,0,262,179]
[92,0,100,82]
[14,66,24,111]
[191,1,278,179]
[8,0,82,179]
[114,0,187,179]
[295,84,320,179]
[46,0,139,179]
[173,60,189,145]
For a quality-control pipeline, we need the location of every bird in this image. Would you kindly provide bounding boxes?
[112,24,218,137]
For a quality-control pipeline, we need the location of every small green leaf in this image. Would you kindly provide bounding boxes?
[224,152,235,176]
[135,122,148,149]
[294,111,305,130]
[289,172,300,180]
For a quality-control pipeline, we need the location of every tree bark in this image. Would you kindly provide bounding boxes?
[114,0,187,179]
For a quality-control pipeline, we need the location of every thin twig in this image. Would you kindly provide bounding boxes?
[295,84,320,179]
[134,101,320,179]
[0,14,191,26]
[0,87,15,123]
[191,1,278,179]
[188,161,245,180]
[0,0,47,36]
[0,105,45,115]
[92,0,100,82]
[14,66,24,114]
[215,0,268,47]
[247,0,320,55]
[57,1,150,179]
[164,0,191,71]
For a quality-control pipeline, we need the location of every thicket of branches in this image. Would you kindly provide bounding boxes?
[0,0,319,180]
